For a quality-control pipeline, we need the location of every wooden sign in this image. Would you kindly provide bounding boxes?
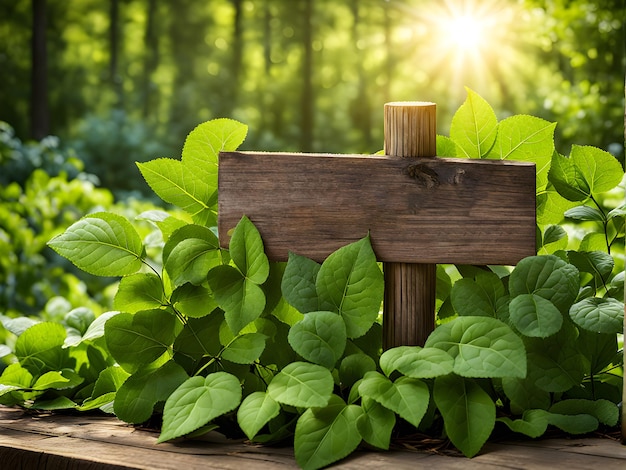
[218,102,536,348]
[218,152,536,265]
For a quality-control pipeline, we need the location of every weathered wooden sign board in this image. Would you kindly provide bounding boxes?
[218,102,537,348]
[218,151,536,265]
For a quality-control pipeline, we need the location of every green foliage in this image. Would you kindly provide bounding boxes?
[1,93,623,469]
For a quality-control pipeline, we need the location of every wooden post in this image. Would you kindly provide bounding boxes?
[383,102,437,349]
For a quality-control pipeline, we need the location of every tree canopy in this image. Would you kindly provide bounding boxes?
[1,0,624,191]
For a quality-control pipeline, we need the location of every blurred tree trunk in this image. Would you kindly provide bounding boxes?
[230,0,243,107]
[30,0,49,140]
[141,0,158,119]
[109,0,123,106]
[299,0,313,152]
[350,0,372,151]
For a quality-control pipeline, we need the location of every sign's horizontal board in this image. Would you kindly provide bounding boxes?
[218,151,536,265]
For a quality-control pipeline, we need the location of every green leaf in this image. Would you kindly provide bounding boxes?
[114,273,166,313]
[221,333,267,364]
[356,397,395,450]
[543,225,567,245]
[497,409,549,438]
[171,283,217,319]
[549,399,618,427]
[379,346,454,379]
[137,159,214,225]
[488,115,556,189]
[15,322,70,376]
[338,353,377,389]
[549,146,624,201]
[282,252,321,313]
[424,316,526,378]
[81,311,119,343]
[158,371,242,443]
[237,391,281,440]
[358,371,429,428]
[569,297,623,334]
[181,118,248,187]
[267,361,333,408]
[436,134,458,158]
[509,294,563,338]
[172,313,223,368]
[208,265,266,334]
[163,224,222,286]
[31,371,70,390]
[0,363,33,388]
[105,310,176,373]
[509,255,579,314]
[294,395,363,470]
[449,87,498,159]
[545,412,598,434]
[502,376,551,415]
[288,311,346,369]
[525,322,585,392]
[434,374,495,458]
[577,329,618,374]
[228,216,270,284]
[114,360,189,424]
[316,236,383,338]
[567,250,614,281]
[564,205,605,222]
[47,212,144,277]
[450,272,504,317]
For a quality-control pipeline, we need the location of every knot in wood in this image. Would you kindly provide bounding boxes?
[405,163,439,189]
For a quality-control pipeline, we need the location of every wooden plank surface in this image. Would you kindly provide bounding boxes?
[1,407,624,470]
[218,151,536,264]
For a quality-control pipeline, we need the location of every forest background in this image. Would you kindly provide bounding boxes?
[1,0,625,195]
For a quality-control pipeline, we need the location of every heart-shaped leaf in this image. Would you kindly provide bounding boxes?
[380,346,454,378]
[267,361,333,408]
[288,311,346,369]
[509,293,563,338]
[237,391,281,440]
[158,372,242,443]
[569,297,623,334]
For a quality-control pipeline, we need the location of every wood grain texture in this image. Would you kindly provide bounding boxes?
[218,151,536,264]
[1,407,624,470]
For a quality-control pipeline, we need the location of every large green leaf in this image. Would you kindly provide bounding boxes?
[509,293,563,338]
[550,398,618,426]
[509,255,579,314]
[424,316,527,378]
[207,265,266,334]
[549,145,624,201]
[338,353,377,389]
[358,371,429,428]
[434,374,495,458]
[47,212,144,277]
[356,397,395,450]
[114,273,166,313]
[114,360,189,424]
[569,297,623,334]
[488,114,556,189]
[158,372,242,443]
[282,252,321,313]
[237,391,281,440]
[267,361,333,408]
[221,332,267,364]
[137,158,212,222]
[567,250,614,283]
[181,118,248,187]
[228,215,269,284]
[288,311,346,370]
[379,346,454,379]
[105,309,176,373]
[294,395,363,470]
[316,236,383,338]
[449,87,498,159]
[15,322,70,376]
[497,409,549,438]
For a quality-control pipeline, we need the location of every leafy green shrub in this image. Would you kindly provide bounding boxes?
[1,90,623,469]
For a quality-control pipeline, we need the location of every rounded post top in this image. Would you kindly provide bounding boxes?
[384,101,436,108]
[384,101,437,158]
